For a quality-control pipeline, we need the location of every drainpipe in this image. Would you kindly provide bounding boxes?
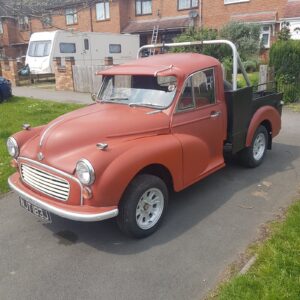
[199,0,203,28]
[89,5,94,32]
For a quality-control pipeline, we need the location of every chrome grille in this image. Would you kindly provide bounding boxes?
[21,164,70,201]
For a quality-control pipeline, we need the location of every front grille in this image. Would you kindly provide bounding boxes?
[21,164,70,201]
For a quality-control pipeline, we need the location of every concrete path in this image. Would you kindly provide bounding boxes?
[0,109,300,300]
[13,86,92,105]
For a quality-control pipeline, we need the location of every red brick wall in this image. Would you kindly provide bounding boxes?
[202,0,287,29]
[127,0,200,22]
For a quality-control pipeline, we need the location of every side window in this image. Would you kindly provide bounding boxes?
[84,39,89,51]
[60,43,76,53]
[178,77,194,110]
[177,68,215,111]
[109,44,121,53]
[193,68,215,107]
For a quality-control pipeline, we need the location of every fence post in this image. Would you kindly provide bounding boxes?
[0,59,19,86]
[258,65,268,91]
[104,57,113,66]
[53,57,75,91]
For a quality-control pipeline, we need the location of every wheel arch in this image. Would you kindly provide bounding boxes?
[246,106,281,148]
[93,135,183,207]
[136,163,174,193]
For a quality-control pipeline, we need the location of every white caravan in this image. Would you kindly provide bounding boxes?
[25,30,140,74]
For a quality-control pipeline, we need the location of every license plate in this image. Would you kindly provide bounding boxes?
[19,198,52,223]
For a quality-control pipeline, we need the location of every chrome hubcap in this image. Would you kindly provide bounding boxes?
[253,133,266,161]
[136,188,164,230]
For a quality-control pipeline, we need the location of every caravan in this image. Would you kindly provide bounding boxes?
[25,30,140,74]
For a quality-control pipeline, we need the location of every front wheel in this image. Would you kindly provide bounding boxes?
[238,125,269,168]
[117,174,168,238]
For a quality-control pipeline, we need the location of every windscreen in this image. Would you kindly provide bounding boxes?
[98,75,177,109]
[28,40,51,57]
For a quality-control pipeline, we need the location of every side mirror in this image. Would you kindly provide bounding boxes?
[91,93,97,102]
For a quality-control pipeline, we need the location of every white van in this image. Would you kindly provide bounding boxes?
[25,30,140,74]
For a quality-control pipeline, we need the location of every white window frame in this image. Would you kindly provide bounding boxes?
[65,8,78,25]
[136,0,152,15]
[18,16,29,31]
[260,25,271,48]
[224,0,250,4]
[178,0,199,10]
[96,1,110,21]
[0,21,3,34]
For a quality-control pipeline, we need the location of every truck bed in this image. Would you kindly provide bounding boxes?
[225,86,283,153]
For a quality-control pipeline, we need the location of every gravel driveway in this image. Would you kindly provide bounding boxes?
[1,109,299,300]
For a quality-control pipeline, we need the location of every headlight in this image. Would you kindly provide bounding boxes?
[7,137,19,158]
[76,159,95,185]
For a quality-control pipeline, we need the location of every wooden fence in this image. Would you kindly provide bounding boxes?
[72,65,106,93]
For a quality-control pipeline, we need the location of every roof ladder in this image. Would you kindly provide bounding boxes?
[149,25,159,55]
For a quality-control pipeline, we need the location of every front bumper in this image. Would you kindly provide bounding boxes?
[8,173,119,222]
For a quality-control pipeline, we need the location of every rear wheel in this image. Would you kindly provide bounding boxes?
[117,174,168,238]
[238,125,268,168]
[0,91,3,103]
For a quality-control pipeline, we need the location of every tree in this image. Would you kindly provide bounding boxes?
[278,22,291,41]
[219,22,261,61]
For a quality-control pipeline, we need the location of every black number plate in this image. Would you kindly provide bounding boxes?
[19,198,52,223]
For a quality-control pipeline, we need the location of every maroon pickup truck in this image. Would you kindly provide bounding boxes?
[7,40,282,238]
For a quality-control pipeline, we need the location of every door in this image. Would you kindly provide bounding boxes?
[171,68,225,187]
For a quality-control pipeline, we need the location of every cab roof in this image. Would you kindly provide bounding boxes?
[98,53,220,78]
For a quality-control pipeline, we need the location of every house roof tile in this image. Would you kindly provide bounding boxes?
[122,16,191,33]
[284,0,300,19]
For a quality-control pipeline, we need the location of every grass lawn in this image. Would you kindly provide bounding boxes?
[214,200,300,299]
[0,96,83,194]
[237,72,259,88]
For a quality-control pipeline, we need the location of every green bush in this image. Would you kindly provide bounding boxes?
[172,23,262,83]
[219,22,261,61]
[270,40,300,102]
[243,59,259,73]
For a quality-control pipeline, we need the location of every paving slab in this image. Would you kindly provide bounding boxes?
[13,86,92,104]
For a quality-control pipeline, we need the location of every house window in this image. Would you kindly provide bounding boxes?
[224,0,250,4]
[178,0,199,10]
[60,43,76,53]
[0,21,3,34]
[18,16,29,31]
[136,0,152,15]
[42,14,52,28]
[261,25,271,48]
[96,1,110,20]
[66,8,78,25]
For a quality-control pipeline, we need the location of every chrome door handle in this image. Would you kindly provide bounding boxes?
[210,111,221,118]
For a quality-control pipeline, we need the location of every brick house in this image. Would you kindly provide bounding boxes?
[1,0,300,59]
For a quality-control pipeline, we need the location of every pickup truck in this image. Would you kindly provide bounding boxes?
[7,40,282,238]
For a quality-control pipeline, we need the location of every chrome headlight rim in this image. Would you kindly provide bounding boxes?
[7,137,19,158]
[76,158,95,186]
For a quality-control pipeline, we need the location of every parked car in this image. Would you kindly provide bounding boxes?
[0,77,12,103]
[7,40,283,238]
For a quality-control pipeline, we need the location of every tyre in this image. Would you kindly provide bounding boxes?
[238,125,268,168]
[117,174,168,238]
[0,91,3,104]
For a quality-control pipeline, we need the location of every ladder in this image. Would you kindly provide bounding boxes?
[149,25,159,55]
